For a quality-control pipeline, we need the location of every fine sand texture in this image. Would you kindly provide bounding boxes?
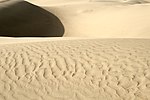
[0,0,64,37]
[0,39,150,100]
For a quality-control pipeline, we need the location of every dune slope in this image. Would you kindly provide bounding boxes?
[0,39,150,100]
[0,0,64,37]
[42,2,150,38]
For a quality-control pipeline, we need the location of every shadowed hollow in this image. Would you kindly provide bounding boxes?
[0,1,65,37]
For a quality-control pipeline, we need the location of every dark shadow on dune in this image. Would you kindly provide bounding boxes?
[0,0,10,3]
[0,1,64,37]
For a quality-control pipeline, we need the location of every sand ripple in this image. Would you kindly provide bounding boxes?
[0,39,150,100]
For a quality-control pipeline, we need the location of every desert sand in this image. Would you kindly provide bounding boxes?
[0,0,64,37]
[0,0,150,100]
[0,39,150,100]
[27,0,150,38]
[46,2,150,38]
[1,0,150,37]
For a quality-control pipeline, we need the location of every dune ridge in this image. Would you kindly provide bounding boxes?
[0,39,150,100]
[42,2,150,38]
[0,0,150,100]
[0,0,9,3]
[0,0,64,37]
[1,0,150,38]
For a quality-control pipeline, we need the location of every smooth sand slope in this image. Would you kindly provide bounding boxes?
[1,0,150,38]
[26,0,89,6]
[26,0,150,5]
[43,2,150,38]
[0,0,64,37]
[0,39,150,100]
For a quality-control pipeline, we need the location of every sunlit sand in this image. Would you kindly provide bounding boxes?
[0,0,150,100]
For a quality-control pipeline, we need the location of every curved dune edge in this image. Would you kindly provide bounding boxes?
[0,37,96,44]
[40,2,150,38]
[0,0,64,37]
[0,39,150,100]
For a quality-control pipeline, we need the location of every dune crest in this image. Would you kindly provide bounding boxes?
[41,1,150,38]
[0,0,64,37]
[90,0,150,4]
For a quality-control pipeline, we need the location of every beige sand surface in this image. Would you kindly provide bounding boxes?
[0,37,94,44]
[1,0,150,100]
[42,2,150,38]
[23,0,150,38]
[0,39,150,100]
[26,0,150,38]
[1,0,150,38]
[26,0,150,5]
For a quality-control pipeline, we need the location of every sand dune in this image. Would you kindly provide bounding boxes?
[1,0,150,38]
[42,2,150,38]
[0,0,150,100]
[91,0,150,4]
[0,0,64,37]
[25,0,89,6]
[0,39,150,100]
[26,0,150,5]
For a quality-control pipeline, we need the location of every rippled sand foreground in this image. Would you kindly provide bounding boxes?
[0,39,150,100]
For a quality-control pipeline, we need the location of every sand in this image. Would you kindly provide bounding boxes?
[0,39,150,100]
[24,0,150,38]
[1,0,150,100]
[1,0,150,38]
[0,0,64,37]
[43,2,150,38]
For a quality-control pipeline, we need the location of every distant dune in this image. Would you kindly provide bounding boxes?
[42,2,150,38]
[0,0,64,37]
[90,0,150,4]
